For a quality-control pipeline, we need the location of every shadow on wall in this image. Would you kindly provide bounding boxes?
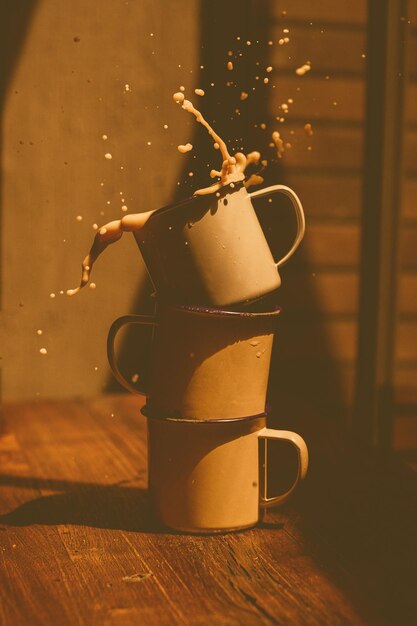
[0,0,39,309]
[105,0,345,444]
[0,0,38,116]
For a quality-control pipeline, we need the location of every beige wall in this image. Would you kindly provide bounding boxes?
[1,0,199,400]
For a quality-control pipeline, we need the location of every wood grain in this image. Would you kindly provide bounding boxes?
[1,395,416,626]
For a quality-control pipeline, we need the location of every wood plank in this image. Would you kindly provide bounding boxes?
[399,224,417,267]
[410,2,417,23]
[293,223,417,269]
[394,367,417,402]
[270,1,367,24]
[398,273,417,313]
[396,321,417,361]
[393,417,417,468]
[268,77,364,122]
[406,31,417,79]
[405,82,417,124]
[277,126,416,174]
[402,179,417,220]
[270,26,367,75]
[277,126,363,170]
[286,271,417,315]
[285,166,416,224]
[273,357,417,411]
[286,172,362,220]
[278,319,357,360]
[286,272,359,315]
[280,318,417,362]
[303,224,360,267]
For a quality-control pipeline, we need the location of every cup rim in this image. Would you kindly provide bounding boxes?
[165,304,283,318]
[141,404,269,423]
[145,181,246,224]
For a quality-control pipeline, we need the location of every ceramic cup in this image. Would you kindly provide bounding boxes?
[134,182,305,307]
[145,411,309,533]
[107,304,281,420]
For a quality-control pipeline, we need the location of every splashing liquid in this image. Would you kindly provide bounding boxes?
[68,91,263,295]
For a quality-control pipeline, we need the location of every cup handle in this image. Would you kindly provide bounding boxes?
[258,428,309,508]
[107,314,157,395]
[248,184,306,268]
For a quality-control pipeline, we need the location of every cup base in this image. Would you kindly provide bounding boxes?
[159,519,258,535]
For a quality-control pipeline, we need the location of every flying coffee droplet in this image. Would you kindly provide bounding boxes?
[177,143,193,153]
[295,62,311,76]
[304,123,313,136]
[173,92,185,103]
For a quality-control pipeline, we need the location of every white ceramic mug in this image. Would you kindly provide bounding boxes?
[107,304,281,420]
[146,412,309,533]
[134,182,305,307]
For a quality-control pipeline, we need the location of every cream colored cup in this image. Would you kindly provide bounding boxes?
[134,182,305,307]
[146,412,308,533]
[107,304,281,420]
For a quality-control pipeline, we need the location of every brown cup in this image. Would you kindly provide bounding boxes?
[134,182,305,307]
[146,412,309,533]
[107,304,281,420]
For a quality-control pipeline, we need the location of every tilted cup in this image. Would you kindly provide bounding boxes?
[134,182,305,307]
[107,304,281,420]
[146,411,309,533]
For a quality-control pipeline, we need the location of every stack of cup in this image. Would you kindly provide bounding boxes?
[107,182,309,533]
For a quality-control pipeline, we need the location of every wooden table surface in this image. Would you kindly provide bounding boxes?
[1,395,416,626]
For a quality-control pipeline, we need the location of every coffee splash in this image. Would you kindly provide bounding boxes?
[173,91,262,196]
[68,90,264,295]
[66,210,155,296]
